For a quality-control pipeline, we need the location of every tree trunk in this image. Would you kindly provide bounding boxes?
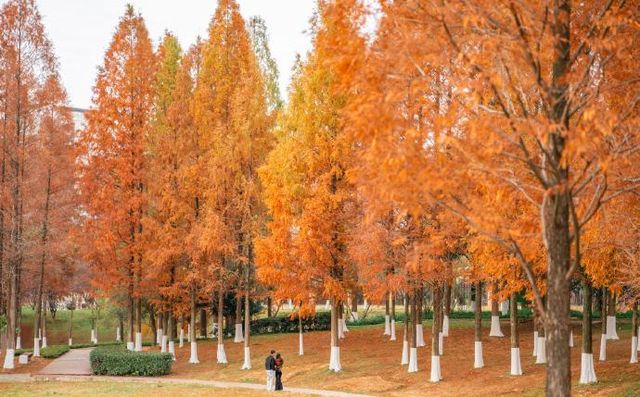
[351,290,358,319]
[189,284,199,363]
[242,250,252,369]
[149,307,157,346]
[267,296,272,318]
[235,294,242,324]
[199,308,207,338]
[510,293,519,348]
[474,281,484,368]
[541,1,572,393]
[582,280,593,354]
[432,284,441,355]
[135,296,142,350]
[474,282,482,342]
[217,289,227,363]
[329,297,341,371]
[128,294,134,348]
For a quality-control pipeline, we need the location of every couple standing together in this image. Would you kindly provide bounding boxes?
[265,349,284,391]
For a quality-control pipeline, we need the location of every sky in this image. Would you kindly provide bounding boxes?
[23,0,317,109]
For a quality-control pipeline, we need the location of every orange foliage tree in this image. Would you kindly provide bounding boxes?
[257,0,366,372]
[192,0,270,368]
[79,4,156,352]
[343,0,640,393]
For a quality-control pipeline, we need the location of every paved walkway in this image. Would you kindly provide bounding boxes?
[27,374,372,397]
[38,348,93,375]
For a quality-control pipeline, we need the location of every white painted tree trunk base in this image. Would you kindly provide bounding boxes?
[179,329,184,348]
[116,327,121,342]
[135,332,142,352]
[299,332,304,356]
[606,316,620,340]
[329,346,342,372]
[390,320,396,341]
[599,334,607,361]
[401,340,409,365]
[42,336,48,348]
[489,316,504,337]
[187,324,191,343]
[439,332,444,355]
[630,336,638,364]
[126,341,135,351]
[287,299,293,310]
[638,327,640,352]
[579,353,597,384]
[443,315,450,337]
[156,329,162,344]
[242,346,251,369]
[408,347,418,373]
[535,337,547,364]
[430,355,442,382]
[68,338,73,346]
[161,335,168,353]
[416,324,425,347]
[90,329,95,344]
[338,318,345,339]
[234,323,244,343]
[217,343,228,364]
[383,315,390,336]
[189,341,200,364]
[3,349,15,370]
[569,331,574,348]
[325,300,330,309]
[16,336,21,350]
[33,338,41,357]
[474,341,484,368]
[169,341,176,360]
[342,318,349,333]
[532,331,538,356]
[510,347,522,375]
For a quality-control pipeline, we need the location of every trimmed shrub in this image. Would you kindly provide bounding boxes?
[90,346,172,376]
[71,341,123,349]
[41,345,70,358]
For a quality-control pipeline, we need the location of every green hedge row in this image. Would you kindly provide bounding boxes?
[90,345,173,376]
[40,345,71,358]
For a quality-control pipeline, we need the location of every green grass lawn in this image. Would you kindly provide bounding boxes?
[18,306,133,348]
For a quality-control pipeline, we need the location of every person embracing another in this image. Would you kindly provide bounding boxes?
[275,352,284,391]
[265,349,276,391]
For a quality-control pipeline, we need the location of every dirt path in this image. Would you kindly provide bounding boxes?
[38,348,92,376]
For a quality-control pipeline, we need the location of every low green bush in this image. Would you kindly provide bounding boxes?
[71,341,123,349]
[90,345,173,376]
[41,345,70,358]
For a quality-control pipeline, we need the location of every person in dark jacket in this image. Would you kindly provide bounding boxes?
[275,353,284,391]
[265,350,276,391]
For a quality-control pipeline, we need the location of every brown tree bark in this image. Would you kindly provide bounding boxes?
[542,2,572,393]
[331,298,339,348]
[267,296,272,318]
[582,279,592,354]
[432,284,442,357]
[190,285,198,341]
[199,308,207,338]
[510,293,519,348]
[410,289,417,349]
[474,281,482,343]
[217,289,224,345]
